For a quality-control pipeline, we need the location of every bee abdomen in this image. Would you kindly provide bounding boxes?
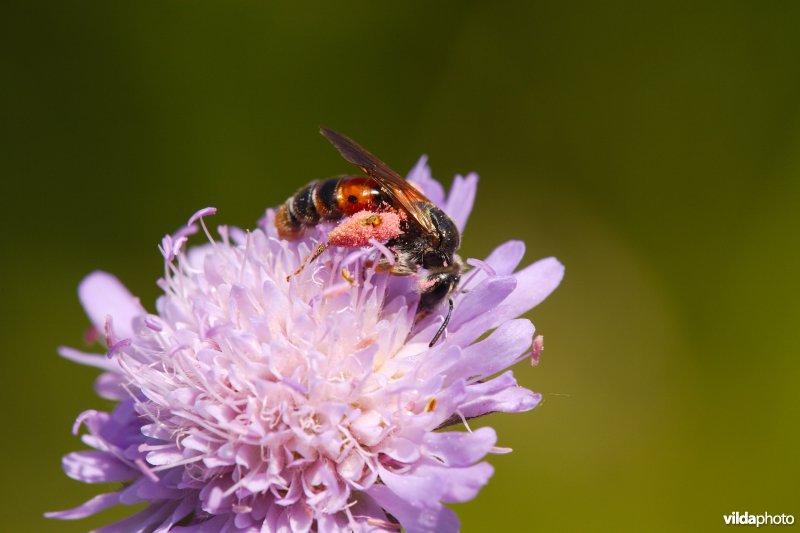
[314,179,342,219]
[275,203,303,240]
[292,184,320,225]
[276,179,344,240]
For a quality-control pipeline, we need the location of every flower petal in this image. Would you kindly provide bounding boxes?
[45,492,120,520]
[435,462,494,503]
[449,276,517,331]
[450,257,564,345]
[95,501,181,533]
[486,240,526,276]
[78,271,145,339]
[444,172,478,233]
[423,427,497,467]
[348,493,393,531]
[459,240,526,302]
[58,346,119,372]
[94,372,127,401]
[449,318,535,380]
[407,156,446,208]
[63,450,136,483]
[367,485,460,533]
[380,436,421,463]
[461,371,543,418]
[378,461,493,505]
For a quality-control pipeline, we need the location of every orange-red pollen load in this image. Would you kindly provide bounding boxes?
[327,210,404,248]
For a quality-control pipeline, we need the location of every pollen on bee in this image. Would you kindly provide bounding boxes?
[363,213,382,227]
[327,210,403,248]
[418,278,437,291]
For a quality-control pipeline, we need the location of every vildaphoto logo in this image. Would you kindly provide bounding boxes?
[724,512,795,527]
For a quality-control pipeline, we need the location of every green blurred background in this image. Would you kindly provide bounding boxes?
[3,1,799,531]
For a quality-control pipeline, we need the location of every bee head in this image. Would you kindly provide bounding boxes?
[424,206,461,268]
[418,264,462,311]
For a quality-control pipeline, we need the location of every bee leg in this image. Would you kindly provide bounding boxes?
[375,250,417,276]
[286,242,328,281]
[374,259,394,273]
[429,298,454,347]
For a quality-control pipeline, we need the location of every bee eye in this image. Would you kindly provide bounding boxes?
[423,252,444,268]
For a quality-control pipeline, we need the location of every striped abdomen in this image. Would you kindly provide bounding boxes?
[276,176,392,240]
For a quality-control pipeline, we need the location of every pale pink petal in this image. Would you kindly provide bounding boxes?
[449,276,516,331]
[78,271,145,339]
[486,240,526,275]
[462,240,527,292]
[461,371,543,417]
[94,372,127,400]
[443,172,478,232]
[63,450,137,483]
[378,462,493,505]
[449,319,535,380]
[449,257,564,345]
[367,485,460,533]
[407,155,446,207]
[58,346,119,372]
[423,427,497,467]
[44,492,120,519]
[96,502,185,533]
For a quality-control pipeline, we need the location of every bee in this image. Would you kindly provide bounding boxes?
[276,127,464,346]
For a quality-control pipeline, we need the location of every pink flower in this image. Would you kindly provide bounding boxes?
[48,158,564,532]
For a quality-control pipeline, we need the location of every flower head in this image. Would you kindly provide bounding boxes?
[48,158,563,532]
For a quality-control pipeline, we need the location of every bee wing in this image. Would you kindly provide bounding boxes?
[320,127,437,234]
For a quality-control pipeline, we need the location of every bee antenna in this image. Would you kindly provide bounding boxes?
[429,298,454,348]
